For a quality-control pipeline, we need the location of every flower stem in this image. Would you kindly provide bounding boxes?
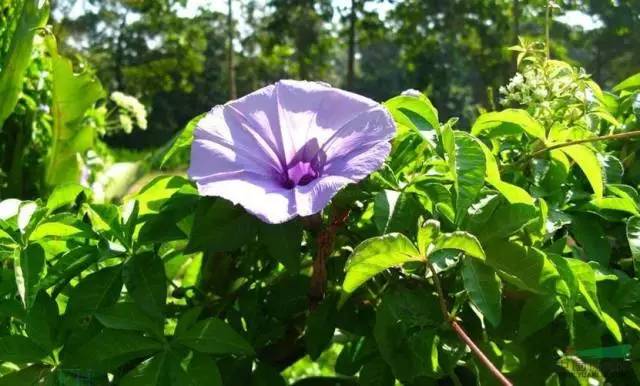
[426,262,513,386]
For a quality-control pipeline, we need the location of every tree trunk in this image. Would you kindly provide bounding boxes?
[511,0,520,70]
[114,15,127,90]
[346,0,357,89]
[227,0,237,100]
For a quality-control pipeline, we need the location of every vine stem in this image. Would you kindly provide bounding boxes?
[426,262,513,386]
[523,130,640,162]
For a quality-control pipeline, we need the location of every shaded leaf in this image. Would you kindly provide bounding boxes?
[462,258,501,326]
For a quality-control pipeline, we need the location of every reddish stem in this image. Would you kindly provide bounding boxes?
[427,262,513,386]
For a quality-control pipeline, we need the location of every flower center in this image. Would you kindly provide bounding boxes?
[281,161,319,189]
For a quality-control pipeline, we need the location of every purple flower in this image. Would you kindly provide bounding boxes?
[188,80,395,224]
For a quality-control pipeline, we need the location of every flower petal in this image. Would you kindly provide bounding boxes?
[195,175,296,224]
[293,175,354,217]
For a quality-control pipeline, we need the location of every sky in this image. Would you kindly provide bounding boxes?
[64,0,603,32]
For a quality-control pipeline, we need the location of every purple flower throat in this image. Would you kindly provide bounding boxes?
[278,139,326,189]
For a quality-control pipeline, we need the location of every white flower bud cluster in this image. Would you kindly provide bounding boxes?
[110,91,148,132]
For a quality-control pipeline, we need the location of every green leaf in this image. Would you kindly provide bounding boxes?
[95,302,164,338]
[159,113,205,168]
[479,141,534,205]
[0,365,52,386]
[26,292,59,351]
[442,129,486,224]
[120,352,170,386]
[372,190,422,237]
[557,355,605,386]
[384,94,440,147]
[175,317,254,356]
[431,231,485,260]
[123,252,167,319]
[46,183,88,213]
[558,145,604,198]
[29,215,94,241]
[305,296,337,360]
[466,200,538,242]
[184,353,223,386]
[613,72,640,92]
[484,240,560,294]
[43,35,105,187]
[471,109,545,140]
[187,198,259,253]
[39,246,100,290]
[570,214,611,265]
[128,175,193,216]
[417,219,440,257]
[259,219,303,271]
[63,329,163,372]
[66,265,123,317]
[0,0,49,128]
[340,233,420,305]
[0,336,48,364]
[518,295,559,339]
[15,243,46,308]
[359,357,395,386]
[373,285,442,382]
[628,216,640,276]
[462,259,501,326]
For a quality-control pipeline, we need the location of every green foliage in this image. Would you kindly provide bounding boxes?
[1,1,640,385]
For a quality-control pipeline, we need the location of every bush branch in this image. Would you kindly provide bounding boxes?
[426,262,513,386]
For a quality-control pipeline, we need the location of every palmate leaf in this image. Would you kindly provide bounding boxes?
[0,0,49,128]
[43,35,105,188]
[340,233,421,305]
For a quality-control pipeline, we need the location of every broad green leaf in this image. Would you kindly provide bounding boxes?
[335,337,378,376]
[0,365,52,386]
[384,94,440,147]
[46,183,88,212]
[466,200,538,242]
[613,72,640,92]
[175,317,254,355]
[359,357,394,386]
[479,141,534,205]
[372,190,421,237]
[43,35,105,187]
[442,129,486,224]
[0,336,48,364]
[29,215,94,241]
[259,219,303,271]
[159,113,205,168]
[26,292,59,351]
[123,252,167,319]
[417,219,440,257]
[584,197,640,216]
[305,296,337,360]
[15,243,46,308]
[373,286,441,382]
[63,329,163,372]
[559,145,603,198]
[127,175,193,216]
[187,198,259,253]
[174,307,203,338]
[628,216,640,275]
[484,240,560,294]
[95,302,164,338]
[0,0,49,128]
[518,295,559,339]
[431,231,485,260]
[340,233,420,304]
[570,214,611,265]
[471,109,545,140]
[120,352,170,386]
[39,246,100,290]
[462,258,501,326]
[66,265,123,316]
[184,353,223,386]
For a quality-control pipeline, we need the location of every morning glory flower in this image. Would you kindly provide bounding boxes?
[188,80,395,224]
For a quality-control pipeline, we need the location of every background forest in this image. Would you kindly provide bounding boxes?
[2,1,640,386]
